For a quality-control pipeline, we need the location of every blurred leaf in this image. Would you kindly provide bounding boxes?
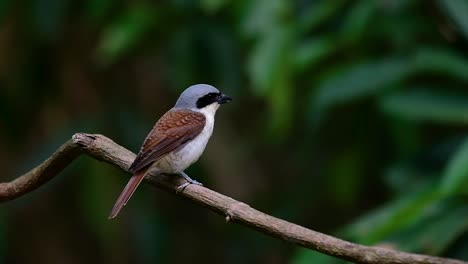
[298,0,347,33]
[388,201,468,254]
[96,5,156,65]
[310,48,468,114]
[380,89,468,124]
[200,0,229,13]
[439,0,468,40]
[247,18,295,137]
[412,48,468,82]
[340,1,375,44]
[241,0,290,37]
[312,58,409,110]
[374,5,424,49]
[248,25,294,95]
[292,249,346,264]
[294,37,337,72]
[441,137,468,196]
[385,137,465,193]
[344,182,441,244]
[385,163,435,194]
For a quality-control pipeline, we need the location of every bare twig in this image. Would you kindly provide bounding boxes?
[0,133,465,264]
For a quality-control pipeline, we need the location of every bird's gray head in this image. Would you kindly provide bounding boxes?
[174,84,232,109]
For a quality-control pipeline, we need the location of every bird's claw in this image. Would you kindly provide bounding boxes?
[189,179,203,186]
[175,180,203,193]
[176,182,190,193]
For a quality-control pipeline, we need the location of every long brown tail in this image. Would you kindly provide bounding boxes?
[108,168,148,219]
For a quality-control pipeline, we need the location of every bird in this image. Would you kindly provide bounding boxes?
[108,84,232,219]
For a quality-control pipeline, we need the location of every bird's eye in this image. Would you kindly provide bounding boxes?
[197,92,219,108]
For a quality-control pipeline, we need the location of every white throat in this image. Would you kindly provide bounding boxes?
[192,103,219,138]
[194,103,220,118]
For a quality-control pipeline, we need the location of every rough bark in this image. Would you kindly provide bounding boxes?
[0,133,465,264]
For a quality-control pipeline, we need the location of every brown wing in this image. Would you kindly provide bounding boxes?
[128,109,206,173]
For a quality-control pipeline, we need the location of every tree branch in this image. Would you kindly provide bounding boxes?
[0,133,465,264]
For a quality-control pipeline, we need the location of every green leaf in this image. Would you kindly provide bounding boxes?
[241,0,290,37]
[441,137,468,195]
[385,163,435,194]
[340,1,376,44]
[248,25,294,95]
[247,22,295,136]
[412,48,468,82]
[200,0,230,13]
[293,37,337,72]
[96,5,156,65]
[343,182,442,244]
[388,201,468,255]
[309,48,468,114]
[313,58,410,109]
[439,0,468,41]
[380,89,468,124]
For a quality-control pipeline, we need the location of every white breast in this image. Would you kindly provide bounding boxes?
[155,103,218,173]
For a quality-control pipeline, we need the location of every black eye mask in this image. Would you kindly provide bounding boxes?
[196,92,221,108]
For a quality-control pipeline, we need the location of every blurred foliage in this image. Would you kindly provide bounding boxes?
[0,0,467,263]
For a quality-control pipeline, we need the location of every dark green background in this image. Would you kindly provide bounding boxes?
[0,0,467,263]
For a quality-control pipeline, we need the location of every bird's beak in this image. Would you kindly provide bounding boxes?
[217,93,232,104]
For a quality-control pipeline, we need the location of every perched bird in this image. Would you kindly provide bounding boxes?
[109,84,232,219]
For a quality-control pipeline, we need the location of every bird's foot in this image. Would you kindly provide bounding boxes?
[176,172,203,193]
